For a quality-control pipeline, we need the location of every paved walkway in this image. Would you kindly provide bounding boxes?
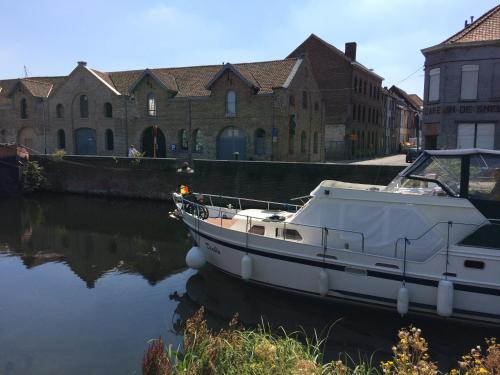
[350,154,407,166]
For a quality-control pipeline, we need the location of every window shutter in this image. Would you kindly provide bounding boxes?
[492,63,500,98]
[476,123,495,149]
[457,123,475,149]
[429,68,440,101]
[460,65,479,100]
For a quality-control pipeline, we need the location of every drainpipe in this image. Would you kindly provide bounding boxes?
[124,95,129,156]
[43,97,47,154]
[271,93,275,161]
[188,99,192,164]
[308,91,312,162]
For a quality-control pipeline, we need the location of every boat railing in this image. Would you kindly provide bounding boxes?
[393,220,486,258]
[174,194,365,252]
[200,193,302,213]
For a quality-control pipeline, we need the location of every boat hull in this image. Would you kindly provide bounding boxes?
[184,217,500,325]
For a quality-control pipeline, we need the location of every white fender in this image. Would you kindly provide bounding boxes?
[185,246,206,269]
[437,279,454,317]
[319,269,329,296]
[241,254,253,281]
[397,285,409,316]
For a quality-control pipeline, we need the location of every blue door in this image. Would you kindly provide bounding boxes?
[75,128,97,155]
[217,127,247,160]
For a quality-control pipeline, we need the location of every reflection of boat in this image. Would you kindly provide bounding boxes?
[174,149,500,323]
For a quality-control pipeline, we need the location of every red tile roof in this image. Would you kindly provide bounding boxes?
[0,77,67,98]
[1,58,300,99]
[110,58,300,97]
[443,4,500,44]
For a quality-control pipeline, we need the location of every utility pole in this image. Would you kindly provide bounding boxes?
[188,99,193,164]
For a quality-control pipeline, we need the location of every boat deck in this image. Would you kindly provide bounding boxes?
[206,217,236,229]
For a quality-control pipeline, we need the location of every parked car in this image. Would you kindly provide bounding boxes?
[406,148,422,163]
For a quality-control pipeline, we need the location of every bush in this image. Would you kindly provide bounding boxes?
[22,160,48,192]
[142,308,500,375]
[52,149,66,161]
[131,151,145,167]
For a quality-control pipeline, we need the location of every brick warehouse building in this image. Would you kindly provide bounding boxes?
[289,34,384,160]
[0,56,323,162]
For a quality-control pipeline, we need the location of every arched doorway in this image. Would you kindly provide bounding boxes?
[74,128,97,155]
[217,126,246,160]
[142,126,166,158]
[18,127,37,151]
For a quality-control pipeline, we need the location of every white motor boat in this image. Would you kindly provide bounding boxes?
[173,149,500,323]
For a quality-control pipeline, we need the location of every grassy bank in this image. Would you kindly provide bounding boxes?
[142,307,499,375]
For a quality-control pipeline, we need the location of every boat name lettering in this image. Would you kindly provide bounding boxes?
[206,242,220,254]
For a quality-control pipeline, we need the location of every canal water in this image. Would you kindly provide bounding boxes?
[0,194,498,374]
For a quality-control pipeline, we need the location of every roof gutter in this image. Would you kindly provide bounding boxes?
[421,39,500,55]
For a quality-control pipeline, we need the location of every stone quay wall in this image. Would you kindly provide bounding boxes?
[32,155,405,203]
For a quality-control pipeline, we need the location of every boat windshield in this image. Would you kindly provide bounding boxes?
[385,155,462,196]
[385,151,500,199]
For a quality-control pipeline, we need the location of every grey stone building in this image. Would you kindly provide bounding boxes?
[421,4,500,150]
[0,57,323,162]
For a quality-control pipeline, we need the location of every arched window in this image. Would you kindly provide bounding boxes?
[56,104,64,118]
[302,91,308,109]
[1,129,6,143]
[313,131,319,154]
[300,131,307,154]
[104,102,113,118]
[254,128,266,155]
[57,129,66,149]
[193,129,203,153]
[20,98,28,119]
[105,129,114,150]
[80,95,88,118]
[147,93,156,116]
[226,90,236,117]
[179,129,188,150]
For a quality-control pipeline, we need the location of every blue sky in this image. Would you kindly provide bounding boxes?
[1,0,498,96]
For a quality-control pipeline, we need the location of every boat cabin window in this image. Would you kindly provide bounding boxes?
[283,229,302,241]
[249,225,265,235]
[468,154,500,201]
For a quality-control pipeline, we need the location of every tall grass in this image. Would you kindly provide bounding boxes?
[142,307,500,375]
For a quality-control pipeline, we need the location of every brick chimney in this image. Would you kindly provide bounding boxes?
[345,42,357,61]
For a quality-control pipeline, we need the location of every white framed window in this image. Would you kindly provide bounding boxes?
[461,65,479,100]
[428,68,440,102]
[226,90,236,117]
[147,93,156,117]
[457,123,495,149]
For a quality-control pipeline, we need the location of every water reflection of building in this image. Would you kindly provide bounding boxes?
[0,195,190,287]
